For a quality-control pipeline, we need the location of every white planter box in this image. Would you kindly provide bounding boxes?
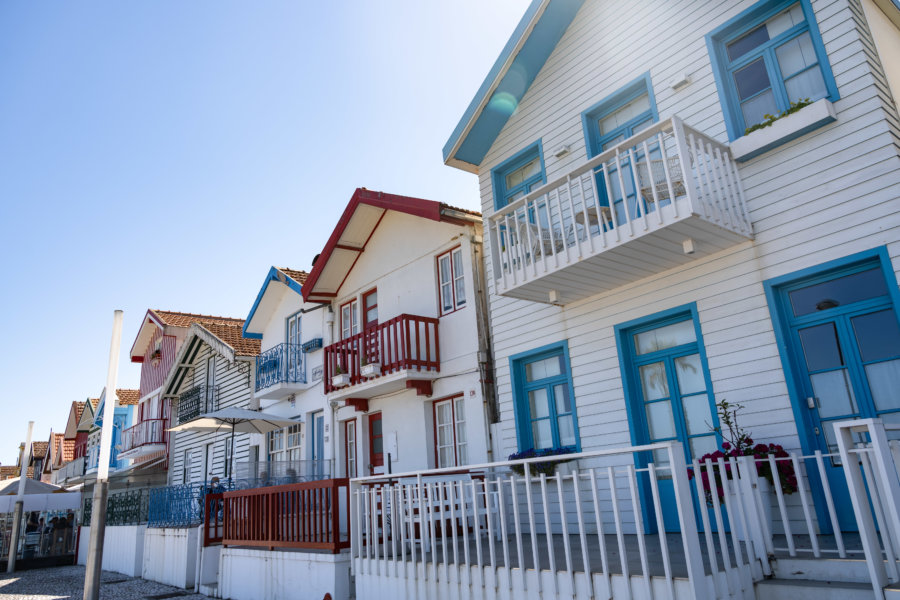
[730,98,837,162]
[331,374,350,387]
[361,363,381,377]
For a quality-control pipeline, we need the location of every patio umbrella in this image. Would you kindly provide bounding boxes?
[168,407,301,479]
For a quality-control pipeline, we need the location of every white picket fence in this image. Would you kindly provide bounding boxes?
[349,419,900,599]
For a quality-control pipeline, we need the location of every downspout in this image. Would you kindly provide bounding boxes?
[468,224,499,462]
[324,306,337,477]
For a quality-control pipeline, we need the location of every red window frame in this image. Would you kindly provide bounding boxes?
[368,412,383,474]
[436,246,466,316]
[432,393,465,468]
[340,298,359,340]
[362,288,378,329]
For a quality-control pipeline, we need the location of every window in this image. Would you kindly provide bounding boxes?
[205,356,216,412]
[437,247,467,315]
[362,289,378,329]
[491,141,546,210]
[582,73,658,157]
[341,299,359,340]
[182,449,191,483]
[286,311,303,379]
[510,341,579,451]
[224,437,233,478]
[344,420,357,478]
[707,0,838,140]
[268,423,302,463]
[433,394,468,468]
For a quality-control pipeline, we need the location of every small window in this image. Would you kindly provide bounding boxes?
[433,395,468,468]
[582,74,657,157]
[224,438,233,478]
[362,289,378,329]
[510,342,580,452]
[437,247,467,315]
[344,420,357,478]
[341,299,359,340]
[491,141,546,210]
[707,0,838,140]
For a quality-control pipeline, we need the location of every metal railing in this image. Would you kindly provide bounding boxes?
[121,418,168,453]
[83,488,150,526]
[148,482,231,528]
[177,384,219,423]
[255,343,306,391]
[486,116,751,295]
[324,314,440,393]
[233,460,333,484]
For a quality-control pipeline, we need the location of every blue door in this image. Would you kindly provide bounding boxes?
[773,262,900,531]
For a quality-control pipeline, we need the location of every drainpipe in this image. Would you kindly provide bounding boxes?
[324,307,337,477]
[468,226,499,461]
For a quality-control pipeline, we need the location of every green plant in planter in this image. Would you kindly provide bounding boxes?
[744,98,813,135]
[508,447,577,476]
[333,364,345,375]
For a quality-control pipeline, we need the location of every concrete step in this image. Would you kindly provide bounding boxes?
[755,578,874,600]
[199,582,219,598]
[772,556,877,584]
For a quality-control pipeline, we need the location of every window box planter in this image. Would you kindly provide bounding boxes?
[730,98,836,162]
[360,363,381,377]
[331,373,351,387]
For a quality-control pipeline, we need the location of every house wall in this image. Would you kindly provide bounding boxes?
[219,548,352,600]
[168,342,253,484]
[142,526,198,589]
[860,0,900,115]
[472,0,900,465]
[138,327,179,400]
[76,524,145,577]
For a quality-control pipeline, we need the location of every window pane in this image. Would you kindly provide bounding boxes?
[784,67,827,103]
[372,418,382,436]
[554,383,571,414]
[811,369,858,418]
[675,354,705,394]
[557,415,576,447]
[526,356,563,381]
[506,158,541,189]
[727,25,769,61]
[634,319,696,354]
[439,255,451,284]
[683,394,714,435]
[799,323,844,371]
[373,436,383,454]
[789,268,887,316]
[776,32,817,77]
[852,310,900,363]
[767,3,805,38]
[646,400,676,440]
[866,360,900,412]
[598,93,651,135]
[734,59,772,101]
[441,282,453,311]
[689,435,719,460]
[454,278,466,307]
[437,402,451,425]
[453,250,466,306]
[741,89,777,127]
[640,362,669,401]
[532,420,553,449]
[529,389,550,419]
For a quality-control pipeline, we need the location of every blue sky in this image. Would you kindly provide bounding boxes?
[0,1,529,466]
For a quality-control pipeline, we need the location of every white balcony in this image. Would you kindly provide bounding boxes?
[487,117,753,305]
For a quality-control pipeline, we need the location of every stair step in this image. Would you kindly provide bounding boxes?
[755,578,874,600]
[772,556,876,583]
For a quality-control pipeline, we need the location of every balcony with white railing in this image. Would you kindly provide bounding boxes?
[487,117,752,305]
[118,418,168,459]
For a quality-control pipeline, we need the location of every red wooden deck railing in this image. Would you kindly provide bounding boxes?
[324,314,440,393]
[221,479,351,553]
[203,493,224,546]
[121,418,168,453]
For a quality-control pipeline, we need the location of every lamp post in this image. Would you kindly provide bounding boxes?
[6,421,34,573]
[83,310,123,600]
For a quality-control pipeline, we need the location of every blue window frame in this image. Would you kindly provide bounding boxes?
[707,0,839,141]
[491,140,546,211]
[510,341,579,452]
[581,72,658,159]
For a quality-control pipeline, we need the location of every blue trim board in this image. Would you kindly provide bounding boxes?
[490,139,546,210]
[706,0,839,142]
[443,0,585,168]
[581,72,658,159]
[243,266,305,339]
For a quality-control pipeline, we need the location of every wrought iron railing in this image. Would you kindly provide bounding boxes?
[82,488,150,526]
[255,343,305,391]
[177,384,219,424]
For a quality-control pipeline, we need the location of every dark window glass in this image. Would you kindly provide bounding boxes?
[799,323,844,371]
[852,310,900,363]
[733,59,772,100]
[789,268,888,316]
[727,25,770,61]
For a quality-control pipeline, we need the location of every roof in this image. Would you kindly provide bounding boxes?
[243,267,310,339]
[116,389,140,405]
[89,398,99,410]
[443,0,585,172]
[302,188,481,303]
[0,466,33,480]
[278,268,308,286]
[31,442,48,459]
[74,401,86,424]
[131,309,246,362]
[198,322,261,357]
[61,439,75,463]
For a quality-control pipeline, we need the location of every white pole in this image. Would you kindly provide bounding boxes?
[6,421,34,572]
[83,310,123,600]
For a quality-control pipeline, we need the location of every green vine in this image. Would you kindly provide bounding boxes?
[744,98,813,135]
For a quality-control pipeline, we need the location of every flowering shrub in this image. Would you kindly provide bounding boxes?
[508,447,576,476]
[688,400,798,505]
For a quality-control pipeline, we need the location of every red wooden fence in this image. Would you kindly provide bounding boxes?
[324,314,440,393]
[221,479,351,553]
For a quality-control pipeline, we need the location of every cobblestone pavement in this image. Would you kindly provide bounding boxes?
[0,565,209,599]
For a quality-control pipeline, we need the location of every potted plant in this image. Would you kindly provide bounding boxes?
[360,354,381,377]
[149,348,162,366]
[508,447,576,477]
[331,364,350,387]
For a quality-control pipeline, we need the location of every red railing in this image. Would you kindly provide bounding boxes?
[324,314,440,393]
[204,492,224,546]
[222,478,351,553]
[121,418,168,452]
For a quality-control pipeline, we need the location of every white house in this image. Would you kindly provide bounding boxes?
[351,1,900,599]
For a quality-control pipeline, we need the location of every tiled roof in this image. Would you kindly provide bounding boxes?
[0,466,32,480]
[277,268,309,286]
[89,398,99,410]
[441,203,482,218]
[31,441,48,459]
[152,310,245,329]
[116,389,140,405]
[74,401,86,424]
[199,322,261,357]
[61,439,75,463]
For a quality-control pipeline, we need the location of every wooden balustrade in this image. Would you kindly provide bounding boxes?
[203,492,224,546]
[221,478,351,553]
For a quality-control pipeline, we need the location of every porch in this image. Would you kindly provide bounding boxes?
[486,116,752,305]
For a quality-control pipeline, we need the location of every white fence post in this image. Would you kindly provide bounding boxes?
[668,442,707,599]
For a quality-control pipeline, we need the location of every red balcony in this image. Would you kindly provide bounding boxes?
[119,418,168,459]
[324,314,440,399]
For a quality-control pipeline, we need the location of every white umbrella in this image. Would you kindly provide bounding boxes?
[168,408,301,478]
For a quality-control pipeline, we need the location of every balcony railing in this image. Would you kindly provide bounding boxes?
[255,343,306,392]
[59,457,84,481]
[487,116,751,305]
[83,488,150,526]
[324,314,440,393]
[233,460,334,483]
[177,384,219,424]
[121,418,168,453]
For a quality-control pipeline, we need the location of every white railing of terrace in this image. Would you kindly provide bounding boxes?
[486,116,752,302]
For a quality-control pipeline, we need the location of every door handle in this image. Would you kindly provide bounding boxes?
[806,397,817,409]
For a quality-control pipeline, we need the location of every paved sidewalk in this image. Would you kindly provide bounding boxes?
[0,565,209,599]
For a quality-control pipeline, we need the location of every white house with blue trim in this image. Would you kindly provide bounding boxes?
[350,1,900,599]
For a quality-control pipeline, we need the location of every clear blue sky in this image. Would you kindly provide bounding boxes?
[0,1,529,466]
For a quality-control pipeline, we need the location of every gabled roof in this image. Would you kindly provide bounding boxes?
[116,389,140,405]
[64,401,86,439]
[443,0,585,172]
[301,188,481,303]
[243,267,309,339]
[60,439,75,463]
[31,441,48,460]
[163,321,260,397]
[76,399,98,432]
[130,309,246,362]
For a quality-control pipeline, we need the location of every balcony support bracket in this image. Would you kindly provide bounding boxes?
[406,380,433,398]
[344,398,369,413]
